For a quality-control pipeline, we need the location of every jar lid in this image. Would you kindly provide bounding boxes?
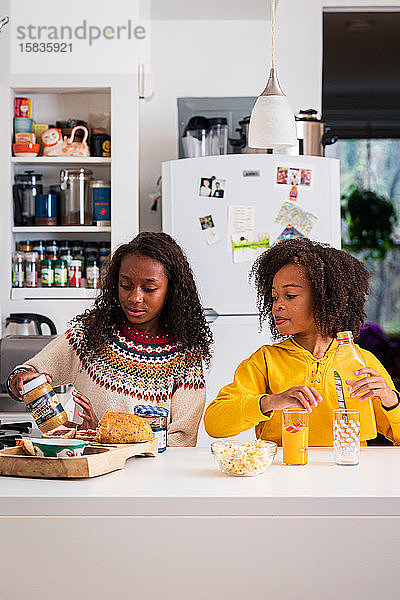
[23,374,48,395]
[70,260,82,267]
[134,405,169,417]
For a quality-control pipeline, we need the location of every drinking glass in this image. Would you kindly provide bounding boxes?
[333,409,360,465]
[282,409,309,465]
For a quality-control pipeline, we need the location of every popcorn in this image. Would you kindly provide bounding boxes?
[211,440,276,476]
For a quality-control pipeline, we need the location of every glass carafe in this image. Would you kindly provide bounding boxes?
[60,168,93,225]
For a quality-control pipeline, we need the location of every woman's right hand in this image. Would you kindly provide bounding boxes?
[260,386,323,414]
[10,371,53,400]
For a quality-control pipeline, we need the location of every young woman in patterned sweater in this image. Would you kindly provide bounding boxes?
[8,232,213,446]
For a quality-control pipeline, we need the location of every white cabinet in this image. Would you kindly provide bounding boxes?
[0,28,139,332]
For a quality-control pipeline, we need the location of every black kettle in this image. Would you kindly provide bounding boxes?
[4,313,57,337]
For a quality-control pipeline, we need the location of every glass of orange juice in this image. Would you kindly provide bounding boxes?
[282,409,309,465]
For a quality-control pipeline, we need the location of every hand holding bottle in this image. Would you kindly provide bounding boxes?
[347,367,399,409]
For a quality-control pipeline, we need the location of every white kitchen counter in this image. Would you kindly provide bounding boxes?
[1,448,400,600]
[1,447,400,516]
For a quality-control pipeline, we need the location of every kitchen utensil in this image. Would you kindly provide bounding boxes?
[229,116,269,154]
[60,168,93,225]
[4,313,57,336]
[209,118,228,155]
[13,170,43,226]
[35,193,57,225]
[295,109,337,156]
[0,438,158,478]
[182,116,211,158]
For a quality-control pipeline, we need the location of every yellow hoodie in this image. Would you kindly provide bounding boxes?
[204,338,400,446]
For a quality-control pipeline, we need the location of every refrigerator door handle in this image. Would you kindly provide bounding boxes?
[204,308,219,323]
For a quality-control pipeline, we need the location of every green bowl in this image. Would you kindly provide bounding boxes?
[31,438,88,458]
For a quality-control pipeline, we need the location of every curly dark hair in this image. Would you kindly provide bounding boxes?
[71,232,213,365]
[250,237,370,340]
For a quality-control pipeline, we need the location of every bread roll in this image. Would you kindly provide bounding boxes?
[97,411,153,444]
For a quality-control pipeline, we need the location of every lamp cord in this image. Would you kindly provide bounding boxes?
[271,0,275,70]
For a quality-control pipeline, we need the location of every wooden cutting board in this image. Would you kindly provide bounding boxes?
[0,438,158,479]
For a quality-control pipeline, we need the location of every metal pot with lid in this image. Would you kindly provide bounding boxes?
[295,109,337,157]
[13,170,43,226]
[60,168,93,226]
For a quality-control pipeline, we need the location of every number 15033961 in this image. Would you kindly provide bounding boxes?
[19,42,73,52]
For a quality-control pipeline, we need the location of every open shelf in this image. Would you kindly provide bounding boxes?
[12,226,111,234]
[12,157,111,165]
[11,287,100,300]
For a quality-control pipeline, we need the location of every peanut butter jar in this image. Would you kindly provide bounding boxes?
[22,374,68,433]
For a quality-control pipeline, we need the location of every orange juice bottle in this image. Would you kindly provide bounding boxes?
[333,331,370,410]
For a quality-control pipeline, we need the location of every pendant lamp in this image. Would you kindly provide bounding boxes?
[248,0,297,149]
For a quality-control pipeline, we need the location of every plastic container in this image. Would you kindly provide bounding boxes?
[25,252,39,288]
[22,374,68,434]
[54,259,68,287]
[210,440,277,476]
[12,251,25,288]
[133,405,169,453]
[68,259,82,288]
[41,259,54,287]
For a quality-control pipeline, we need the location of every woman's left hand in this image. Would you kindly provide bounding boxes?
[72,389,99,429]
[347,368,399,409]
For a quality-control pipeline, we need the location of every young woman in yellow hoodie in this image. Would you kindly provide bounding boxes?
[204,238,400,446]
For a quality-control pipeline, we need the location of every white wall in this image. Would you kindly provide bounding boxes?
[139,0,400,231]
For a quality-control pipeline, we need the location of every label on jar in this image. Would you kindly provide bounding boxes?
[26,268,37,288]
[41,267,54,286]
[25,389,65,427]
[86,265,100,288]
[12,268,24,286]
[55,267,68,286]
[152,429,167,452]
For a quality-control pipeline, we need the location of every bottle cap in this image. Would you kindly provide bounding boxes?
[336,331,353,341]
[22,374,48,395]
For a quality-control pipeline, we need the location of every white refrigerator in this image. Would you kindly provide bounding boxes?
[162,154,341,446]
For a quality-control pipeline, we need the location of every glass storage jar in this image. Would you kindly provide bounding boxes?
[133,405,169,453]
[60,168,93,225]
[25,252,39,288]
[12,251,25,288]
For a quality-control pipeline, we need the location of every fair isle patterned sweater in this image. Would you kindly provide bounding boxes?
[20,322,206,446]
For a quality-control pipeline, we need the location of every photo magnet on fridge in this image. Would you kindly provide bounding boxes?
[289,168,300,186]
[199,215,220,245]
[276,167,288,185]
[199,176,215,197]
[211,178,226,198]
[289,185,298,201]
[300,168,312,187]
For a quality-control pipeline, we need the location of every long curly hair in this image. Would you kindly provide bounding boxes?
[250,238,370,339]
[71,232,213,365]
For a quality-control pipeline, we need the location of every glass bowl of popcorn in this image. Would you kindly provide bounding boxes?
[210,440,277,476]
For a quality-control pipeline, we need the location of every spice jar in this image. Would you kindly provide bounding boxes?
[133,405,169,453]
[12,251,25,288]
[54,259,68,287]
[41,259,54,287]
[68,259,82,287]
[22,374,68,433]
[25,251,39,288]
[86,256,100,288]
[46,240,59,261]
[19,240,32,252]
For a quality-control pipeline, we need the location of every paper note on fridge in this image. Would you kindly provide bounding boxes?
[228,205,255,250]
[275,202,317,236]
[231,232,270,263]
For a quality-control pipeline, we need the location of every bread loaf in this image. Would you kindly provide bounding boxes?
[97,411,153,444]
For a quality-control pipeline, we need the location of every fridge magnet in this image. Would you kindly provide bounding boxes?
[227,205,255,250]
[243,170,260,177]
[231,232,270,263]
[199,176,215,197]
[289,168,300,186]
[275,202,317,236]
[289,185,298,201]
[300,168,312,187]
[272,225,304,246]
[276,167,288,185]
[211,178,226,198]
[199,215,220,245]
